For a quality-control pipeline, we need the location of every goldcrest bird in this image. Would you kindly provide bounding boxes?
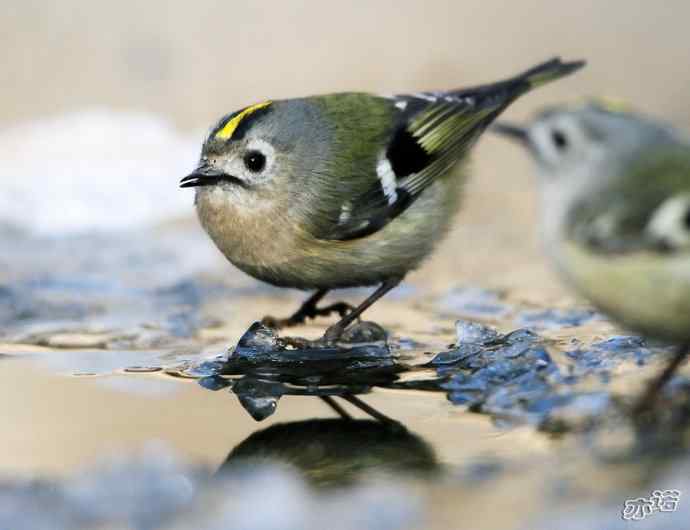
[180,57,584,343]
[494,103,690,412]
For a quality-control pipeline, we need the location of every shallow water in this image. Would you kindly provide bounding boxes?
[2,222,690,530]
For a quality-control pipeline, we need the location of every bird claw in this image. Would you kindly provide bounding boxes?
[260,315,299,330]
[275,335,318,349]
[318,302,356,319]
[261,300,356,331]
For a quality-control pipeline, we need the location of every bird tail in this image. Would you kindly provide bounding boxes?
[449,57,585,104]
[519,57,586,90]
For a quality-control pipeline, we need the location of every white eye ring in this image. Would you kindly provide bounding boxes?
[241,138,276,182]
[647,193,690,250]
[532,116,583,168]
[246,139,275,166]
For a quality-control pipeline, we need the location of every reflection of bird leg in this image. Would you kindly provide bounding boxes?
[319,396,353,420]
[634,344,689,416]
[320,393,401,426]
[342,394,400,425]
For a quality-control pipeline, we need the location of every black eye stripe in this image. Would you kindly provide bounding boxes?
[243,150,266,173]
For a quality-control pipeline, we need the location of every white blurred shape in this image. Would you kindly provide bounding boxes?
[0,108,201,234]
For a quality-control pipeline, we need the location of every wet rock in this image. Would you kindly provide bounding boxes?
[537,392,611,434]
[479,370,554,421]
[229,321,394,358]
[498,339,534,359]
[233,322,281,357]
[429,344,483,366]
[232,377,285,421]
[444,372,490,405]
[455,320,500,345]
[430,322,574,424]
[460,343,551,373]
[237,393,280,421]
[188,317,689,433]
[565,335,654,375]
[198,375,232,391]
[192,322,404,421]
[183,359,226,378]
[432,320,690,431]
[341,321,388,343]
[502,328,540,345]
[516,308,598,330]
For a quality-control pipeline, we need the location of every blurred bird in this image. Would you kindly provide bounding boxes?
[494,102,690,413]
[181,58,584,343]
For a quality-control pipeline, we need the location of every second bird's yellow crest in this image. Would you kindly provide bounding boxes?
[216,101,272,140]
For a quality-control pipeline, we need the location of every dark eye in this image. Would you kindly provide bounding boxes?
[551,129,569,151]
[243,150,266,172]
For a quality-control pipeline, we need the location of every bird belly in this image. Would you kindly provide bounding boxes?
[288,176,462,288]
[557,241,690,342]
[195,178,461,290]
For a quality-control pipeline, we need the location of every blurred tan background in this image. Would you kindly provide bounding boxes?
[4,1,690,128]
[3,0,690,298]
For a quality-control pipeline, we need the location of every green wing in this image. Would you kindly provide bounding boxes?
[569,146,690,253]
[314,57,584,241]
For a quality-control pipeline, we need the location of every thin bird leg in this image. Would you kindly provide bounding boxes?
[319,395,353,420]
[262,290,357,329]
[633,344,689,415]
[322,278,401,343]
[340,394,402,426]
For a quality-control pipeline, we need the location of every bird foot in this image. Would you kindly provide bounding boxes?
[262,301,356,330]
[275,335,319,349]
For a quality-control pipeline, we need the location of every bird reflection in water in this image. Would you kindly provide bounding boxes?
[218,418,439,488]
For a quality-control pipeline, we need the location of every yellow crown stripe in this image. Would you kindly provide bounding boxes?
[216,101,272,140]
[589,96,632,113]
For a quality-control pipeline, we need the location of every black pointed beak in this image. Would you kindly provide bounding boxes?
[180,165,227,188]
[492,122,530,145]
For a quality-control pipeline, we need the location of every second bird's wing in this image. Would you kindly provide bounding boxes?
[569,146,690,254]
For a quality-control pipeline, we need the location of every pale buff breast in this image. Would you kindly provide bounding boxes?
[557,240,690,341]
[195,176,462,290]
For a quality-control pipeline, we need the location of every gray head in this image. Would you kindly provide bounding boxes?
[498,102,679,181]
[180,99,328,197]
[494,103,685,237]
